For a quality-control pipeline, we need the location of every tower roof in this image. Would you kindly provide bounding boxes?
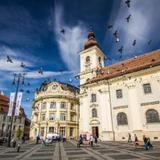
[84,32,99,50]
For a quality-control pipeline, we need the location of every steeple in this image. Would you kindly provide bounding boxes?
[84,32,99,50]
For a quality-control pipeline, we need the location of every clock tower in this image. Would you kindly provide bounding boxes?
[79,32,106,85]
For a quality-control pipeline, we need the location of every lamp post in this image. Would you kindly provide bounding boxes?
[7,73,24,147]
[45,121,48,138]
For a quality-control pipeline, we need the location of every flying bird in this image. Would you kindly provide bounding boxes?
[118,46,124,53]
[38,68,43,75]
[107,25,113,30]
[126,14,131,23]
[148,40,152,45]
[26,90,30,94]
[20,62,25,68]
[132,40,136,46]
[113,30,120,43]
[6,56,13,63]
[113,30,118,38]
[125,0,131,8]
[60,28,65,34]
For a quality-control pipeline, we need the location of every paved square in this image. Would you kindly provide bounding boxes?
[0,141,160,160]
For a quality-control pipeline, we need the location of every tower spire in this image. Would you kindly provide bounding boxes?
[84,32,99,50]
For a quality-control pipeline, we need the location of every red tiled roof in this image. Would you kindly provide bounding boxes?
[89,49,160,83]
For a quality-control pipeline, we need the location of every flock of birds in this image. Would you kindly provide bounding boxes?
[6,55,45,102]
[3,0,154,102]
[6,53,74,102]
[107,0,152,59]
[7,55,44,75]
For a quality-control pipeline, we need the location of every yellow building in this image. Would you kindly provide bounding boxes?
[30,81,79,140]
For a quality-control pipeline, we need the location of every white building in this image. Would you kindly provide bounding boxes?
[79,32,160,141]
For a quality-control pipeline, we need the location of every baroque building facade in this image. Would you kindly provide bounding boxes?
[79,32,160,141]
[30,81,79,140]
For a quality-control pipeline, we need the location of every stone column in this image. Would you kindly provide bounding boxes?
[128,84,142,131]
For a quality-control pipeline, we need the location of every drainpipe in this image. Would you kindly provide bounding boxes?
[107,80,115,141]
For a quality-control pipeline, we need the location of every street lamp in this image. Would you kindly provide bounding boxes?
[7,73,25,147]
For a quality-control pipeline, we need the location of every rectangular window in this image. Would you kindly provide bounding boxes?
[60,113,66,121]
[70,103,74,110]
[41,127,44,136]
[13,125,16,131]
[71,114,75,121]
[60,127,65,136]
[3,115,6,121]
[41,114,46,121]
[143,83,152,94]
[49,113,55,120]
[91,94,96,102]
[8,117,11,122]
[19,117,22,123]
[42,102,46,110]
[61,102,66,109]
[70,127,74,137]
[14,117,16,123]
[116,89,123,99]
[49,127,54,133]
[50,102,56,109]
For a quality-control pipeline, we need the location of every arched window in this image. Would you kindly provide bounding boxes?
[92,108,97,118]
[146,109,160,123]
[117,112,128,125]
[86,56,90,63]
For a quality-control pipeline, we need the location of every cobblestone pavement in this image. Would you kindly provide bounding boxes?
[0,141,160,160]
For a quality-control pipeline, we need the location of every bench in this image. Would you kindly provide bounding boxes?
[77,140,90,147]
[134,141,144,149]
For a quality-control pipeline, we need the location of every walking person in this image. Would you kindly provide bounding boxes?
[36,135,40,144]
[90,135,94,147]
[143,135,149,150]
[128,133,132,142]
[134,134,138,146]
[94,136,98,145]
[147,138,153,149]
[22,136,25,144]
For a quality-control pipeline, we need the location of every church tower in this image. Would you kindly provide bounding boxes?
[79,32,106,85]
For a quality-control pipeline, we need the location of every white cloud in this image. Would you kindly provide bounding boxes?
[53,5,87,71]
[0,46,34,72]
[25,70,73,79]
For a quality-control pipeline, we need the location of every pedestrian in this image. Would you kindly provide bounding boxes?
[94,136,98,145]
[22,136,25,144]
[147,138,153,149]
[17,140,21,152]
[134,134,138,145]
[36,135,40,144]
[11,137,16,148]
[143,135,149,150]
[128,133,132,142]
[90,135,94,147]
[77,134,83,147]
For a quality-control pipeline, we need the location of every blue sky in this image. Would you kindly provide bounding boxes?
[0,0,160,118]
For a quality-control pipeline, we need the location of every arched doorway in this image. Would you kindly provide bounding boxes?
[92,126,99,138]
